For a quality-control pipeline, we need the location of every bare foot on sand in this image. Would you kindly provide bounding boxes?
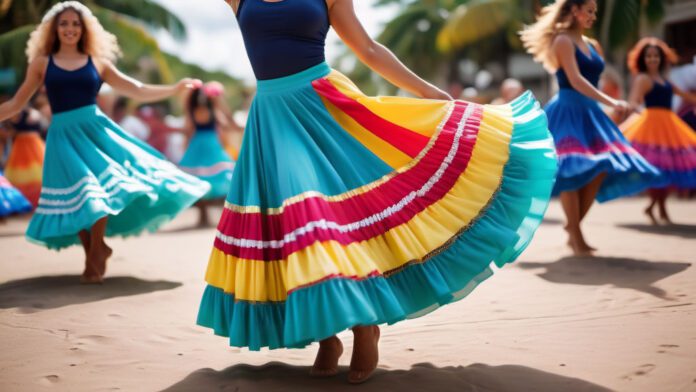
[348,325,380,384]
[645,207,658,226]
[90,242,113,279]
[310,335,343,378]
[565,227,595,256]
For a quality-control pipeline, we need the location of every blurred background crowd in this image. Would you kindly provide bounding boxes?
[1,0,694,167]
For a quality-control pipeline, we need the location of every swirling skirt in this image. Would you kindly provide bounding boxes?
[198,63,558,350]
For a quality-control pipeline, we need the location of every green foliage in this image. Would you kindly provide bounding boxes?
[0,0,243,108]
[91,0,186,40]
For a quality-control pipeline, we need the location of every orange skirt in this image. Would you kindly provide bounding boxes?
[5,132,45,206]
[622,108,696,188]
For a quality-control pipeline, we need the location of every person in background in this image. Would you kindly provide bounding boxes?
[521,0,664,255]
[179,81,235,227]
[621,37,696,224]
[112,96,150,142]
[491,78,525,104]
[4,104,46,206]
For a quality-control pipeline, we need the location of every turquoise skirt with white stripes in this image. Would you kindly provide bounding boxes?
[26,105,210,249]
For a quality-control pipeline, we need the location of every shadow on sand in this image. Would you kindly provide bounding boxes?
[541,217,563,226]
[0,231,25,238]
[155,225,216,235]
[0,275,182,312]
[518,256,691,300]
[617,223,696,239]
[162,362,612,392]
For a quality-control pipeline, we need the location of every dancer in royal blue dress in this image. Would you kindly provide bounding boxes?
[522,0,665,255]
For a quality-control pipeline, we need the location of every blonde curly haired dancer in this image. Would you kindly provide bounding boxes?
[0,1,210,283]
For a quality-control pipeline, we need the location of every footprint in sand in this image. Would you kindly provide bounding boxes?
[622,364,656,380]
[38,375,60,386]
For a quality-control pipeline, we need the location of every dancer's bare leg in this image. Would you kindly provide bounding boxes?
[78,230,91,255]
[78,229,99,283]
[560,191,590,256]
[348,325,380,384]
[88,217,112,280]
[578,173,606,222]
[576,173,606,251]
[656,188,672,224]
[310,335,344,377]
[196,201,210,228]
[644,189,659,225]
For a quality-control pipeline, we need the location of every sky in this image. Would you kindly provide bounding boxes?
[151,0,398,83]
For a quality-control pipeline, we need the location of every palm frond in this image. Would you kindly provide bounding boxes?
[0,24,34,85]
[92,0,186,40]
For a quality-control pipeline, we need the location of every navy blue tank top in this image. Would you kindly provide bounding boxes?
[237,0,330,80]
[45,56,103,114]
[193,111,216,132]
[10,109,40,132]
[556,42,604,89]
[644,79,673,109]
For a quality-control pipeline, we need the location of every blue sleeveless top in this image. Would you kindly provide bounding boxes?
[556,42,604,89]
[237,0,330,80]
[45,56,103,114]
[193,111,216,132]
[644,79,673,109]
[10,109,40,132]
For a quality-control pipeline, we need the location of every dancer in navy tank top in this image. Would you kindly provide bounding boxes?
[0,1,210,283]
[622,38,696,224]
[521,0,664,255]
[197,0,557,384]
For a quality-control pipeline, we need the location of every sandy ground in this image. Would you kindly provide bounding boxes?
[0,197,694,392]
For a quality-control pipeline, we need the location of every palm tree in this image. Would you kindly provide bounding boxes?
[0,0,187,86]
[341,0,468,95]
[438,0,665,62]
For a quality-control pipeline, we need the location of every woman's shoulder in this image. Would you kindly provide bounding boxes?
[551,33,574,48]
[27,55,50,76]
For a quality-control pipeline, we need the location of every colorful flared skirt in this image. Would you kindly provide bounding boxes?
[0,170,32,217]
[26,105,210,250]
[196,63,558,350]
[4,132,45,206]
[179,130,234,199]
[622,108,696,188]
[545,89,666,201]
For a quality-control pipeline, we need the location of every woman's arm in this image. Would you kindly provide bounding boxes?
[100,60,198,103]
[0,57,48,122]
[671,83,696,105]
[552,35,626,112]
[327,0,451,100]
[627,73,652,111]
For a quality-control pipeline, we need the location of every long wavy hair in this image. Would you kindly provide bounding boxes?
[25,1,121,63]
[627,37,678,75]
[520,0,589,72]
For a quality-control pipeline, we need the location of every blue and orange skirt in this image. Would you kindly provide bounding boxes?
[197,63,558,350]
